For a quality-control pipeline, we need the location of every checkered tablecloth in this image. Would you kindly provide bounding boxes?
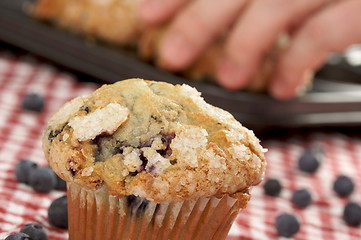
[0,51,361,240]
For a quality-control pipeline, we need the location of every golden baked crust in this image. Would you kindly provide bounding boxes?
[32,0,282,92]
[43,79,266,203]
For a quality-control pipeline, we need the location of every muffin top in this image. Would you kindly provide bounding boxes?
[43,79,266,203]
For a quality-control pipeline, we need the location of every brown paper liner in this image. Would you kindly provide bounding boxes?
[67,182,250,240]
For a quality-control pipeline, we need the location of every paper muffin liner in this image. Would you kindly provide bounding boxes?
[67,182,250,240]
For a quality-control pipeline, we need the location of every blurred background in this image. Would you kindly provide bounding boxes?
[1,0,361,138]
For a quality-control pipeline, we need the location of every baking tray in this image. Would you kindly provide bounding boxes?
[1,0,361,132]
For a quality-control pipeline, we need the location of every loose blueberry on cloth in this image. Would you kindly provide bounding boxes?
[275,213,301,238]
[343,202,361,226]
[22,93,45,113]
[28,168,56,193]
[15,159,38,184]
[333,175,355,197]
[5,232,32,240]
[263,178,282,197]
[20,223,48,240]
[292,189,312,208]
[298,147,323,173]
[48,196,68,229]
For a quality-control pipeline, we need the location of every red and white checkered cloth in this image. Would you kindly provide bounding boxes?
[0,52,361,240]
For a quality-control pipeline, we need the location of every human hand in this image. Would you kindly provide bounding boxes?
[139,0,361,100]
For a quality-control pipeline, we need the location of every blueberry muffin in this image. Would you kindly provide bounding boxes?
[43,78,266,240]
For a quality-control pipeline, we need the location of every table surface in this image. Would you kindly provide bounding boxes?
[0,51,361,240]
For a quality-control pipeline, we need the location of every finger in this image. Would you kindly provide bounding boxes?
[216,0,327,90]
[158,0,247,70]
[139,0,189,26]
[270,0,361,100]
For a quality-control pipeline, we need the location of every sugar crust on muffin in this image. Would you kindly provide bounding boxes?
[43,79,266,203]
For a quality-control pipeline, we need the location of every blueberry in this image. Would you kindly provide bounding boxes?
[54,174,67,191]
[333,175,355,197]
[292,189,312,208]
[15,159,38,184]
[47,166,67,191]
[20,223,48,240]
[157,133,175,158]
[343,202,361,226]
[275,213,301,238]
[5,232,32,240]
[22,93,44,112]
[298,147,323,173]
[48,195,68,229]
[263,178,282,196]
[29,167,56,193]
[129,171,138,176]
